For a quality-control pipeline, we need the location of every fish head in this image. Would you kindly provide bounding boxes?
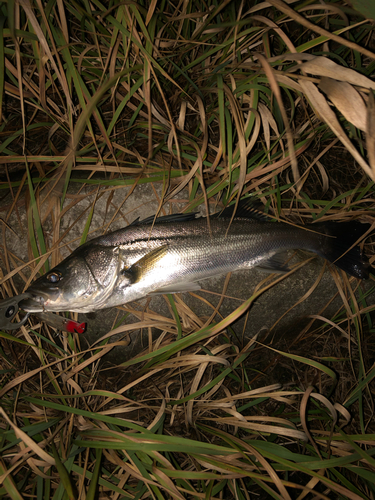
[19,245,120,313]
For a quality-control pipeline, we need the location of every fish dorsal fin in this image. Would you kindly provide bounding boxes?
[130,212,198,227]
[128,217,141,226]
[122,245,169,284]
[129,199,268,227]
[212,198,270,222]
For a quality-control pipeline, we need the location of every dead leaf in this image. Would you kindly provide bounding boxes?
[366,91,375,174]
[300,80,375,181]
[259,103,281,159]
[319,77,367,131]
[299,56,375,90]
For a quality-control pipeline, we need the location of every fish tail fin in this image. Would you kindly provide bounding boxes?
[312,221,372,279]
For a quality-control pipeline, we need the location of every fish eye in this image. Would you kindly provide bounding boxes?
[46,271,62,283]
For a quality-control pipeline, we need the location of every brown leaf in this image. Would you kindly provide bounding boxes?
[366,91,375,174]
[319,77,367,131]
[300,80,375,181]
[300,56,375,89]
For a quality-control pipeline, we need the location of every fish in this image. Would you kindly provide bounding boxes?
[19,200,372,314]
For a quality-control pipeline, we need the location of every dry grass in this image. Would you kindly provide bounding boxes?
[1,0,375,498]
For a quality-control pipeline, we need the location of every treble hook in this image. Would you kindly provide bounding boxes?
[0,293,32,330]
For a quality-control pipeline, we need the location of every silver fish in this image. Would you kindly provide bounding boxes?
[20,201,371,313]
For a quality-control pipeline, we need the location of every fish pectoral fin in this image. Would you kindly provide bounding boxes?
[149,282,201,295]
[257,253,290,274]
[122,245,169,284]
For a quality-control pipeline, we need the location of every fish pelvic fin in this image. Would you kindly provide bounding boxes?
[258,253,291,274]
[313,221,372,279]
[122,245,169,284]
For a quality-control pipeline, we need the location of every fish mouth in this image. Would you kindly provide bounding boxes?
[19,286,62,312]
[19,294,47,312]
[19,281,63,312]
